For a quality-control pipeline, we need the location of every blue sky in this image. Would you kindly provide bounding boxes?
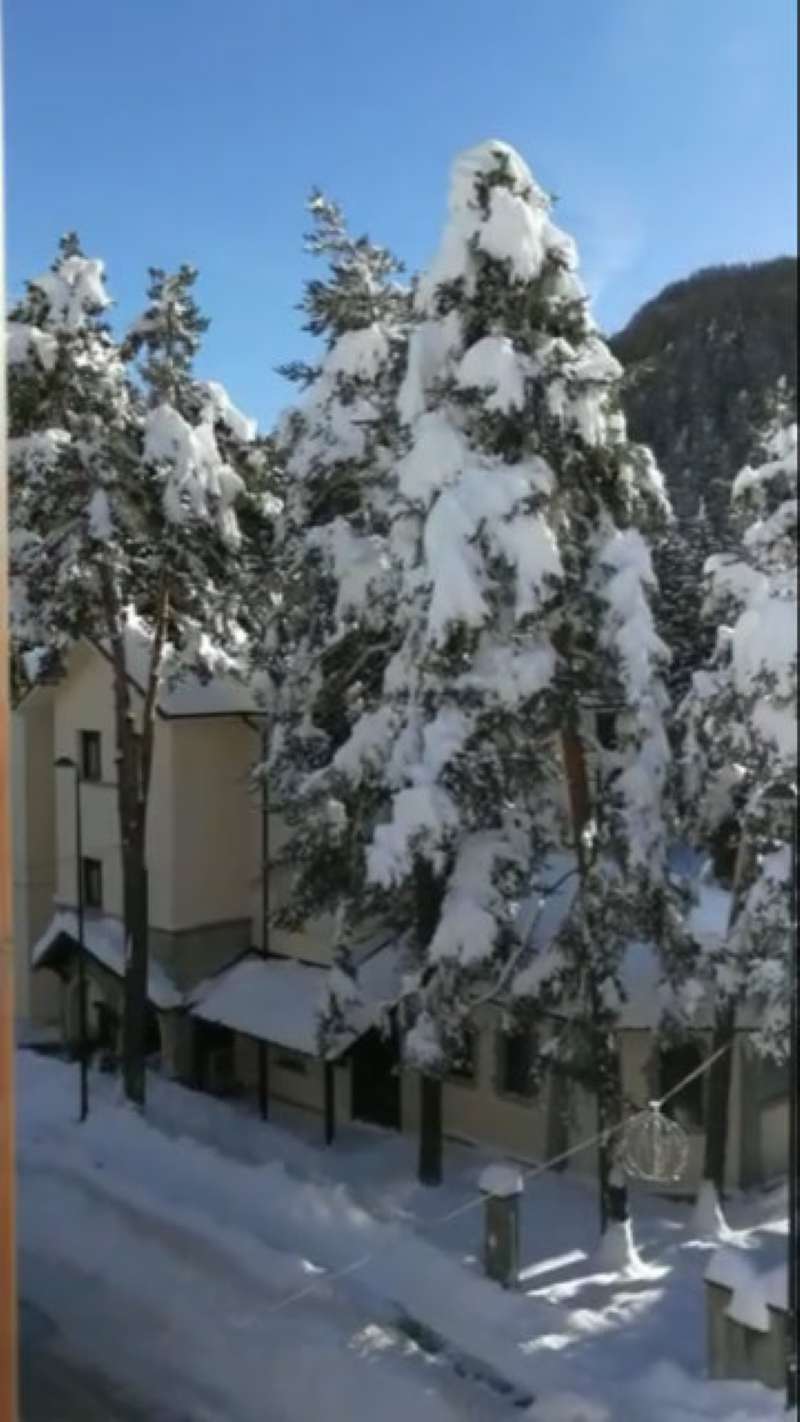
[6,0,796,429]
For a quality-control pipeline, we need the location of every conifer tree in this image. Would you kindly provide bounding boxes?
[298,143,671,1198]
[259,192,411,1005]
[9,240,273,1105]
[680,420,797,1203]
[652,501,717,706]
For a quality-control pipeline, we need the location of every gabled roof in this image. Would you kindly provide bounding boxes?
[32,909,183,1010]
[17,622,261,721]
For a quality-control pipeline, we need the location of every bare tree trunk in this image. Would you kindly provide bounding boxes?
[258,716,270,1119]
[702,1003,736,1198]
[701,831,752,1199]
[590,1006,626,1233]
[559,691,626,1233]
[101,565,168,1110]
[414,857,445,1187]
[122,855,149,1107]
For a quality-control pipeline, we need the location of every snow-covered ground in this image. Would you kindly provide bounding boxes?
[17,1049,788,1421]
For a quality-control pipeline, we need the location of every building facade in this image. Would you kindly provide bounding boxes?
[14,640,789,1194]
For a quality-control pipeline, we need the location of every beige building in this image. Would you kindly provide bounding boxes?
[14,639,788,1194]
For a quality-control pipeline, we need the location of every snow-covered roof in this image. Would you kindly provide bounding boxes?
[32,910,182,1010]
[189,939,402,1059]
[102,617,258,718]
[19,618,260,721]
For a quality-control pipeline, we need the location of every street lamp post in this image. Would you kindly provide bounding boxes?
[55,756,89,1122]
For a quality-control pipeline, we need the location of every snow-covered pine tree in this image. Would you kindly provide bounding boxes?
[679,420,797,1205]
[9,242,273,1105]
[304,141,671,1194]
[259,191,411,1012]
[652,500,717,707]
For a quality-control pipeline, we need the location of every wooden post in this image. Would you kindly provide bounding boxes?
[324,1061,336,1146]
[0,12,20,1410]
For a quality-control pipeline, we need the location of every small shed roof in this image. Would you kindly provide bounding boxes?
[189,938,402,1059]
[32,909,183,1010]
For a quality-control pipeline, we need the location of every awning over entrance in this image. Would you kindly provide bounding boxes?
[31,910,183,1011]
[188,939,402,1060]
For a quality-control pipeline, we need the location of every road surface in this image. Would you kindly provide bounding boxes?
[20,1298,166,1422]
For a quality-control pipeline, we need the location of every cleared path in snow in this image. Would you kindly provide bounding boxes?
[17,1055,498,1422]
[20,1296,171,1422]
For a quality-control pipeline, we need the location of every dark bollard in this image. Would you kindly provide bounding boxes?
[479,1163,523,1288]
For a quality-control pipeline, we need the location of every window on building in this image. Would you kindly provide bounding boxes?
[595,711,618,751]
[82,857,103,910]
[498,1029,535,1097]
[275,1050,307,1075]
[449,1029,477,1083]
[659,1042,704,1130]
[80,730,102,782]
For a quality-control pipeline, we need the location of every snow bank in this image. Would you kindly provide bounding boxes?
[690,1181,730,1239]
[17,1050,790,1422]
[629,1359,784,1422]
[592,1219,644,1277]
[527,1396,610,1422]
[706,1234,788,1333]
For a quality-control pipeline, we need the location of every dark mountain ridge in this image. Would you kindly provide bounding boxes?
[610,256,797,530]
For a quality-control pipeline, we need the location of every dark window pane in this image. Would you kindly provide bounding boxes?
[596,712,618,750]
[449,1029,477,1082]
[659,1043,704,1129]
[501,1030,534,1096]
[80,731,102,782]
[82,857,103,909]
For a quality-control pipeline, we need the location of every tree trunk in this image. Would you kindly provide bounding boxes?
[413,857,446,1186]
[258,716,270,1119]
[418,1074,443,1186]
[560,708,617,1233]
[122,853,149,1108]
[101,567,168,1111]
[702,1003,736,1198]
[607,1165,629,1224]
[702,829,752,1199]
[591,1015,625,1235]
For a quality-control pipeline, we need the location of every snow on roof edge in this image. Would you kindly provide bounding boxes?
[32,909,182,1010]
